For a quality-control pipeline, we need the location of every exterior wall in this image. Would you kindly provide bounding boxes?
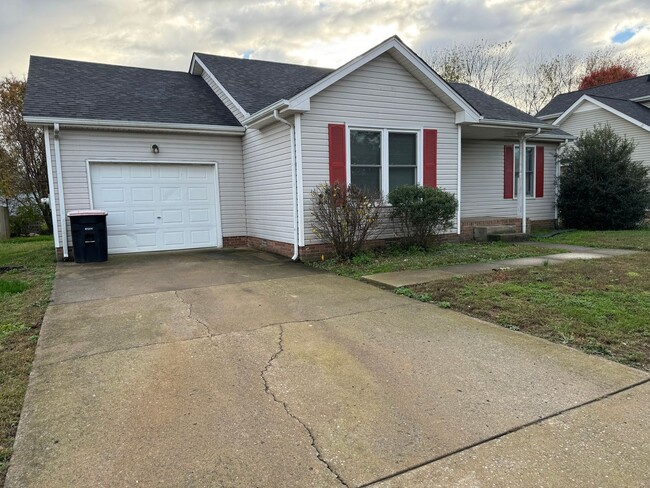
[200,70,247,123]
[558,105,650,168]
[299,52,459,245]
[47,128,246,248]
[461,140,558,221]
[242,122,295,244]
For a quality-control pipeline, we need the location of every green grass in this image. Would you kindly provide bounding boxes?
[0,236,55,484]
[534,228,650,251]
[410,252,650,371]
[307,242,564,279]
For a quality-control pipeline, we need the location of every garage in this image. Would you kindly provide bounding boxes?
[89,162,221,254]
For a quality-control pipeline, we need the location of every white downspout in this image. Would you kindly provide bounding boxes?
[273,110,300,261]
[43,128,60,249]
[53,123,68,258]
[457,125,462,235]
[518,127,542,234]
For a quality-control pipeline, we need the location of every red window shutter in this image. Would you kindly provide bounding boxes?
[504,145,514,199]
[423,129,438,187]
[328,124,346,186]
[535,145,544,198]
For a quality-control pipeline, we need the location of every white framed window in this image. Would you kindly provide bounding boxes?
[514,145,535,198]
[348,127,420,198]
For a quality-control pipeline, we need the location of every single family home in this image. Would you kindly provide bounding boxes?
[23,36,572,260]
[537,74,650,169]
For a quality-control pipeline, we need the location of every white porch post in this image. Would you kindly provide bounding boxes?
[518,135,527,234]
[457,125,462,234]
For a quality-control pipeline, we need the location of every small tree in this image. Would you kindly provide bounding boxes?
[558,125,650,230]
[578,65,637,90]
[310,183,382,260]
[388,185,458,249]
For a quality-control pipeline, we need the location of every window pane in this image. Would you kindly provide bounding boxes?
[526,147,534,172]
[389,133,416,166]
[389,167,416,192]
[351,166,381,193]
[350,130,381,166]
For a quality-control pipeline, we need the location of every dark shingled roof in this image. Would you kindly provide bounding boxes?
[450,82,544,124]
[195,53,334,114]
[23,56,241,127]
[588,95,650,127]
[537,74,650,117]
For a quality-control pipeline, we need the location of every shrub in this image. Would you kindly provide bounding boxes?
[9,204,45,236]
[310,183,383,260]
[388,185,458,248]
[557,125,650,230]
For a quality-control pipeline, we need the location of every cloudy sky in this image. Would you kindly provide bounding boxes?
[1,0,648,77]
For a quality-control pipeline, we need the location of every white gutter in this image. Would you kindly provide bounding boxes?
[53,123,68,258]
[23,116,245,135]
[43,128,60,249]
[273,110,300,261]
[518,127,542,234]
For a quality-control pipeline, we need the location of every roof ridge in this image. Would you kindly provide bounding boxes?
[194,52,334,71]
[30,55,190,75]
[556,73,650,97]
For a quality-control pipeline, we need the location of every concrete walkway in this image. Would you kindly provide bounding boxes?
[362,243,639,289]
[6,249,650,487]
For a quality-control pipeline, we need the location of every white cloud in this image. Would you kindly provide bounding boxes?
[0,0,648,77]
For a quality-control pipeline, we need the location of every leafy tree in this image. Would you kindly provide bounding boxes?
[388,185,458,249]
[558,125,650,230]
[578,65,637,90]
[0,76,51,233]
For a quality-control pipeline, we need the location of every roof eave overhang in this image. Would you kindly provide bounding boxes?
[22,116,245,135]
[537,112,562,120]
[471,118,557,131]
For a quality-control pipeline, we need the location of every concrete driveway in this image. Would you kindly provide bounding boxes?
[6,249,650,487]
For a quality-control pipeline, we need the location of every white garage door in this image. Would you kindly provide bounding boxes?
[90,163,220,254]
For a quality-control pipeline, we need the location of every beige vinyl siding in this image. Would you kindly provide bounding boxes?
[200,70,248,124]
[48,128,246,247]
[558,105,650,168]
[242,122,295,244]
[300,52,459,244]
[461,141,557,221]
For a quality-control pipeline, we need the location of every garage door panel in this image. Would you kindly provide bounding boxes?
[91,163,220,254]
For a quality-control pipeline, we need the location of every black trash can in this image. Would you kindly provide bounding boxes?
[68,210,109,263]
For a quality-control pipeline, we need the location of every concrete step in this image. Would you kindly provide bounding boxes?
[474,225,518,242]
[487,232,529,242]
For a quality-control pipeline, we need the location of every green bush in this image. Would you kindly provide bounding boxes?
[388,185,458,248]
[310,183,383,260]
[558,125,650,230]
[9,204,45,236]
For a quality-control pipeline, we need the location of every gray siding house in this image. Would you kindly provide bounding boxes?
[23,37,570,260]
[538,75,650,170]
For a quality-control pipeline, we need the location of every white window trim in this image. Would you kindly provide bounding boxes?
[513,144,537,200]
[346,126,422,199]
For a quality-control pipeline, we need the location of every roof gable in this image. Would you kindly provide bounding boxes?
[538,74,650,118]
[553,94,650,132]
[23,56,241,128]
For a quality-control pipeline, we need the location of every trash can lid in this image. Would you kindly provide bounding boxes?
[67,210,108,216]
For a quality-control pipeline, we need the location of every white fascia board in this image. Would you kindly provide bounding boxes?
[475,118,556,130]
[191,54,251,119]
[250,36,481,124]
[553,95,650,132]
[23,116,245,135]
[537,112,562,120]
[630,95,650,102]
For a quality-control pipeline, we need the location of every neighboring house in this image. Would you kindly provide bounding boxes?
[23,36,571,260]
[538,75,650,169]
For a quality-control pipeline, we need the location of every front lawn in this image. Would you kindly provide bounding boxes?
[307,242,564,279]
[0,236,55,483]
[534,228,650,251]
[410,253,650,371]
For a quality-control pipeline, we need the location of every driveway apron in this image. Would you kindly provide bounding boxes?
[6,249,650,487]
